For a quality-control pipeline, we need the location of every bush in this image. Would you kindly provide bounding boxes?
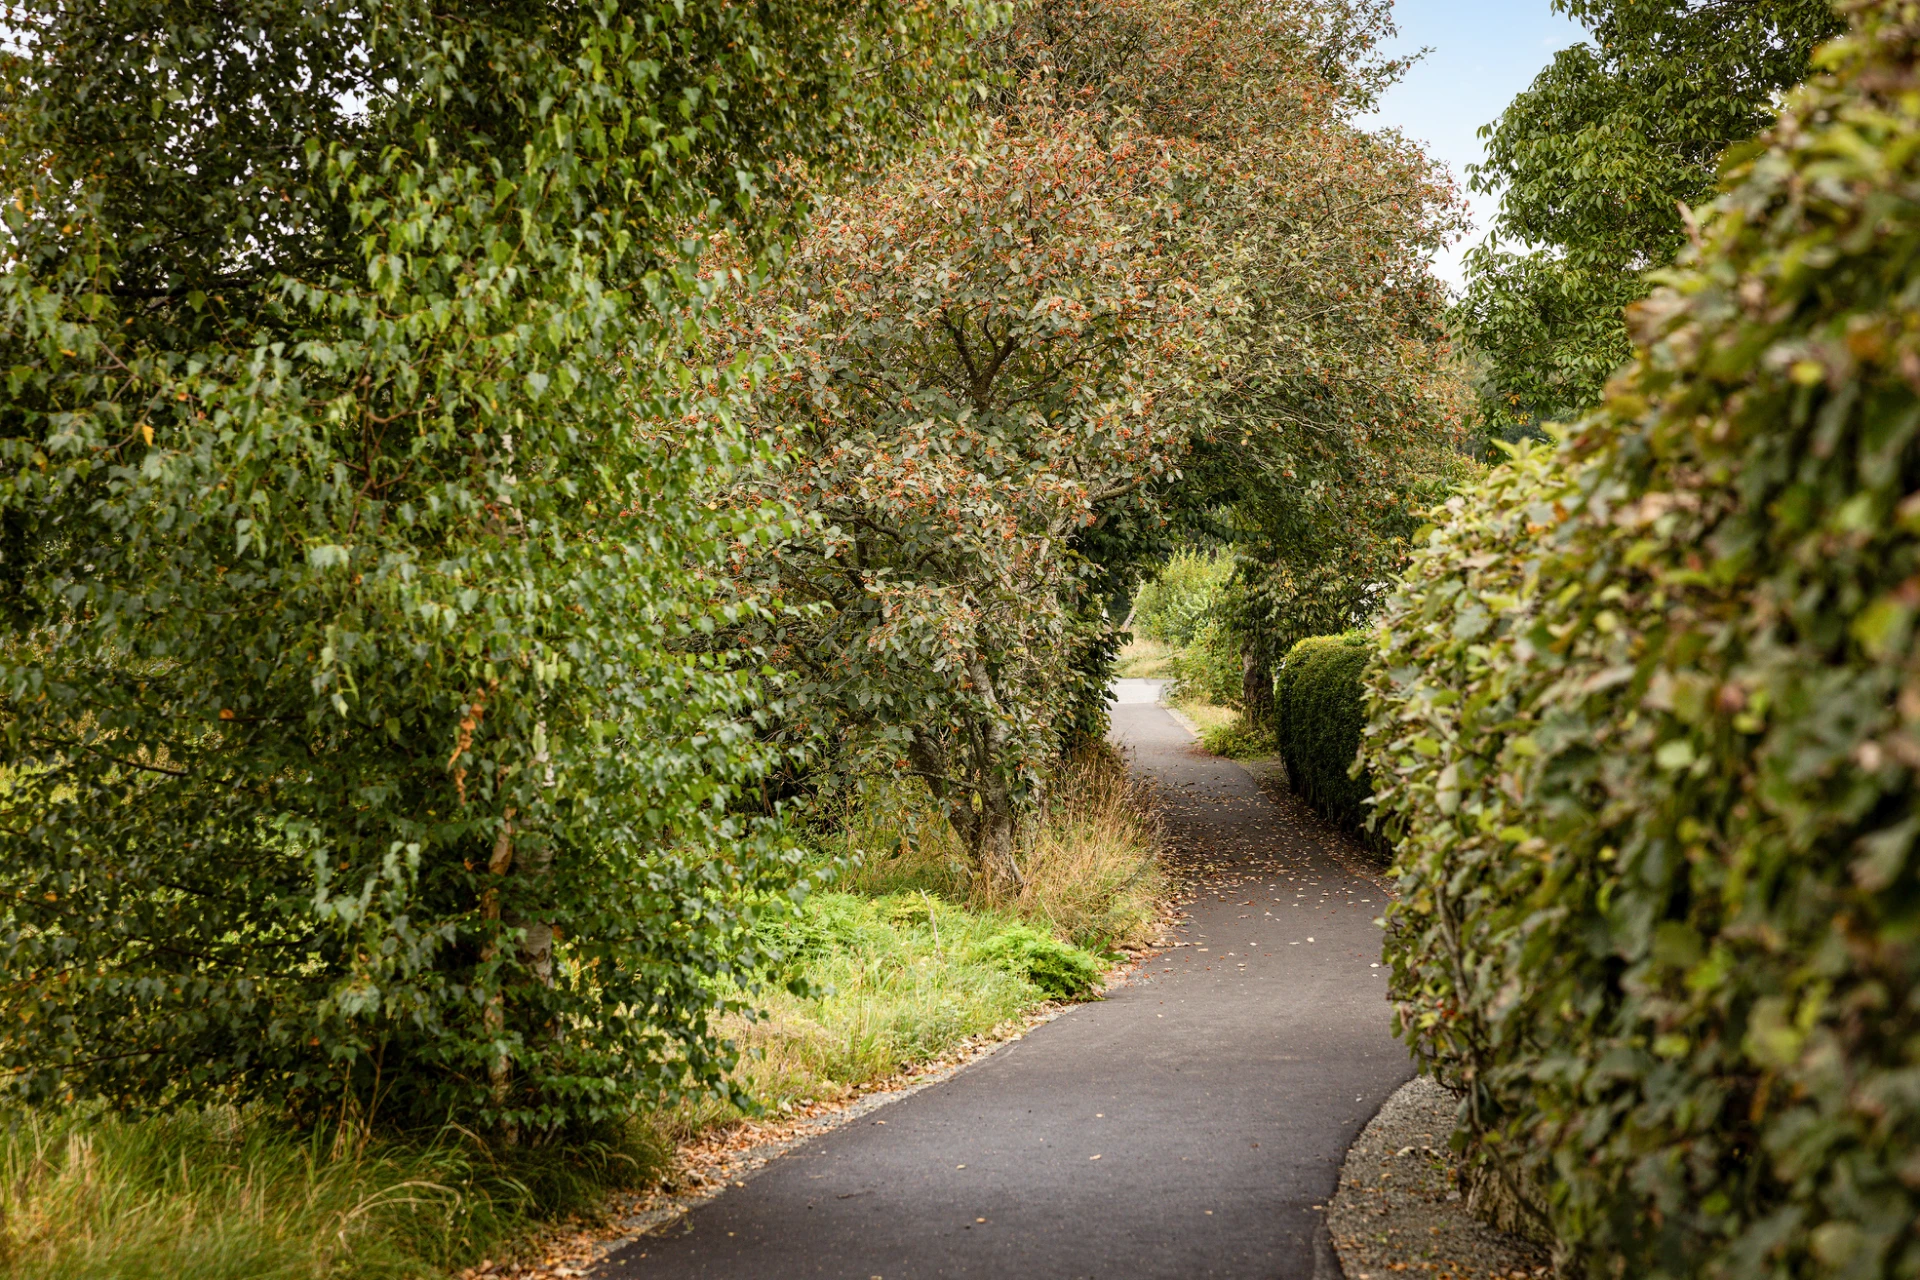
[1199,715,1277,761]
[0,0,976,1133]
[1131,549,1235,649]
[1168,614,1246,708]
[1276,634,1374,838]
[974,926,1104,1000]
[1364,7,1920,1274]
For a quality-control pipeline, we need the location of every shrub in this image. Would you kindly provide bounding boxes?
[1199,715,1277,761]
[1132,549,1234,648]
[1276,634,1374,838]
[1364,6,1920,1273]
[0,0,977,1133]
[974,926,1104,1000]
[1168,614,1246,708]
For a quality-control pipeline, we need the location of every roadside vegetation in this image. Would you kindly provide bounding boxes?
[45,0,1908,1275]
[0,747,1160,1278]
[0,1109,664,1280]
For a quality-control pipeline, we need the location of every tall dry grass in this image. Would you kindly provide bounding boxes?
[0,1107,664,1280]
[1114,636,1177,679]
[834,746,1165,950]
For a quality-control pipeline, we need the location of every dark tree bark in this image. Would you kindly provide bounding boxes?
[1242,639,1274,732]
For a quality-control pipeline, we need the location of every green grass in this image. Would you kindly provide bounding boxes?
[0,1107,665,1280]
[1169,695,1277,761]
[664,891,1083,1137]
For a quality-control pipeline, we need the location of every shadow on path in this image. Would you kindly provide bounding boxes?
[597,685,1410,1279]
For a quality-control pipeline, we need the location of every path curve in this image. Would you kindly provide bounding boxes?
[598,683,1410,1279]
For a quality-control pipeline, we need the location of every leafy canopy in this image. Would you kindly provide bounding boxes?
[716,0,1465,880]
[1460,0,1843,425]
[715,13,1212,882]
[1161,0,1469,688]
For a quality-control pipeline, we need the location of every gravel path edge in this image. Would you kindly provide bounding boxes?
[1329,1076,1552,1280]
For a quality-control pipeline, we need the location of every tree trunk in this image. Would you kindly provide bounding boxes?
[479,811,556,1146]
[963,657,1026,892]
[481,815,516,1122]
[911,729,982,854]
[1242,638,1273,732]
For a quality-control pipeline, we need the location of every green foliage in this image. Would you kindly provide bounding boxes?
[716,0,1466,876]
[1365,6,1920,1272]
[748,894,877,988]
[1276,634,1374,839]
[973,925,1103,1000]
[1197,715,1276,762]
[0,0,979,1132]
[0,1103,665,1279]
[1461,0,1843,423]
[1129,549,1242,707]
[1131,549,1233,648]
[1168,615,1245,710]
[829,748,1165,952]
[716,39,1211,884]
[1158,0,1469,695]
[663,888,1074,1132]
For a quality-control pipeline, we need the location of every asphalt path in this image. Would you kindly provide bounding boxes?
[598,679,1411,1280]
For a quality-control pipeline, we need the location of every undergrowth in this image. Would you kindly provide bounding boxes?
[0,1107,663,1280]
[832,745,1165,950]
[2,747,1164,1278]
[667,745,1164,1137]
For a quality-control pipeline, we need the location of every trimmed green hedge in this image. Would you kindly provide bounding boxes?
[1276,633,1374,838]
[1364,9,1920,1275]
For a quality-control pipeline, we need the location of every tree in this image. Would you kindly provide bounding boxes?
[1460,0,1844,426]
[1157,0,1470,718]
[0,0,977,1134]
[713,0,1464,879]
[717,108,1206,887]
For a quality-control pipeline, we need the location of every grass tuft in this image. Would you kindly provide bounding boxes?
[1114,637,1177,679]
[0,1106,665,1280]
[834,746,1164,950]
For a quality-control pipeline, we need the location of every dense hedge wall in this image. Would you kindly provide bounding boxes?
[1276,634,1373,837]
[1363,6,1920,1275]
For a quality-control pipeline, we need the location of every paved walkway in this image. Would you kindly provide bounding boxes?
[599,683,1410,1279]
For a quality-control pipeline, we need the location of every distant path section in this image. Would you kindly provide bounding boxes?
[597,682,1410,1280]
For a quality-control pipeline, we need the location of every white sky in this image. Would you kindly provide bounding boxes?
[1362,0,1589,290]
